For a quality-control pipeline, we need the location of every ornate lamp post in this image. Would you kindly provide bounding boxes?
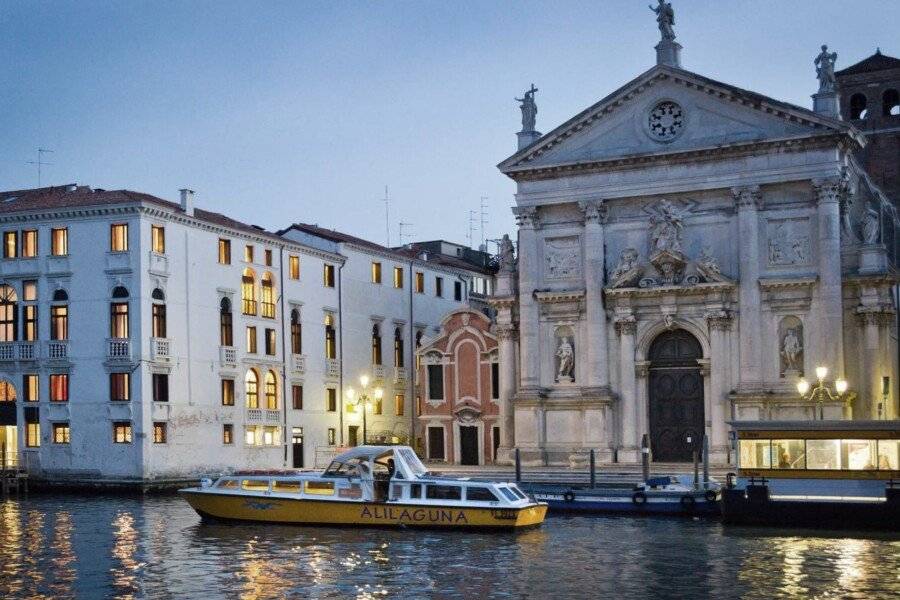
[796,366,849,420]
[345,374,383,445]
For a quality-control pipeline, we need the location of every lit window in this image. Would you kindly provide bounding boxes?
[261,273,275,318]
[326,388,337,412]
[52,423,70,444]
[151,225,165,254]
[152,373,169,402]
[223,424,234,444]
[218,239,231,264]
[221,379,235,406]
[289,255,300,280]
[23,305,37,342]
[415,272,424,293]
[393,267,403,289]
[395,394,405,416]
[292,385,303,410]
[373,397,382,415]
[245,427,256,445]
[153,422,167,444]
[241,269,257,315]
[50,305,68,340]
[244,245,254,263]
[0,381,15,402]
[113,422,133,443]
[23,374,38,402]
[25,422,40,447]
[246,326,257,354]
[327,427,336,445]
[51,228,68,256]
[109,372,130,402]
[23,280,36,301]
[264,370,278,409]
[110,302,129,338]
[152,300,167,338]
[324,313,336,359]
[0,285,16,342]
[21,230,37,258]
[435,276,443,297]
[323,264,335,288]
[50,374,69,402]
[245,370,259,408]
[264,249,272,266]
[3,231,17,258]
[371,262,382,284]
[110,223,128,252]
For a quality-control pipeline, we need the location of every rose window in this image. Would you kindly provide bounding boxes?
[648,101,684,141]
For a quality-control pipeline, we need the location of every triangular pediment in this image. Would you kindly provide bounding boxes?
[499,65,860,175]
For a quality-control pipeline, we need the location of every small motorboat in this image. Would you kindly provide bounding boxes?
[524,476,721,516]
[180,445,547,529]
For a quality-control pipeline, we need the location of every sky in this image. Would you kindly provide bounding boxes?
[2,1,898,251]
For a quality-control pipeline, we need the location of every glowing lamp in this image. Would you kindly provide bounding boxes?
[835,378,848,395]
[374,387,384,399]
[815,366,828,381]
[345,387,356,400]
[796,379,810,395]
[360,374,370,388]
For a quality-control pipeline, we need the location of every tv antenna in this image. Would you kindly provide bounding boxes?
[398,222,414,246]
[26,148,54,187]
[479,196,489,247]
[382,185,390,247]
[467,210,478,248]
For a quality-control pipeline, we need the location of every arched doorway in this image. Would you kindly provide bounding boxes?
[648,330,704,462]
[0,379,18,468]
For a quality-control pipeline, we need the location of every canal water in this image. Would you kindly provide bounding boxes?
[1,495,898,599]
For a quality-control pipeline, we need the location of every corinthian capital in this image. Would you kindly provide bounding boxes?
[495,324,518,340]
[731,185,762,210]
[705,309,734,331]
[812,176,847,205]
[513,206,540,230]
[615,316,637,336]
[578,199,608,225]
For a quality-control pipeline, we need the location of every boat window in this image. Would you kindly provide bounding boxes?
[241,479,270,491]
[272,480,302,493]
[509,485,527,500]
[806,439,841,470]
[409,483,422,499]
[498,487,518,501]
[397,447,428,476]
[466,487,498,502]
[739,439,771,469]
[771,439,805,469]
[304,480,335,495]
[877,440,898,470]
[425,485,461,500]
[391,485,404,500]
[338,484,362,499]
[217,479,239,489]
[841,439,878,470]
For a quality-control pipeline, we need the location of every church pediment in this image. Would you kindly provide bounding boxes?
[499,66,861,176]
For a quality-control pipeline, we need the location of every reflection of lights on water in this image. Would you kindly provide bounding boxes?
[238,537,294,599]
[50,511,76,597]
[836,539,872,590]
[775,538,810,598]
[111,511,145,598]
[0,501,24,594]
[355,583,389,599]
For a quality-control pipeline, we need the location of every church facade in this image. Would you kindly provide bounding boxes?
[491,13,900,466]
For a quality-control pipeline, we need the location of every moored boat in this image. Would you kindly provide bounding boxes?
[180,445,547,529]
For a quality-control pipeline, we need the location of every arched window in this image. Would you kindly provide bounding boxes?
[884,89,900,117]
[850,93,868,120]
[0,379,16,402]
[220,298,233,346]
[324,313,336,359]
[264,370,278,409]
[394,327,403,367]
[371,323,382,365]
[110,287,129,339]
[260,272,275,318]
[51,289,68,341]
[245,369,259,409]
[112,286,129,299]
[0,285,18,342]
[151,288,167,338]
[52,289,68,302]
[241,268,257,316]
[290,309,302,354]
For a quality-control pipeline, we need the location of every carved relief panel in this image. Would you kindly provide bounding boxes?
[544,236,582,281]
[766,218,811,267]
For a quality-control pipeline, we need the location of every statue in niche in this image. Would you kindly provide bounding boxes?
[498,234,516,272]
[649,200,687,254]
[649,0,675,41]
[814,45,838,93]
[779,320,804,377]
[696,247,729,283]
[515,84,538,133]
[609,248,644,288]
[861,203,880,244]
[556,336,575,382]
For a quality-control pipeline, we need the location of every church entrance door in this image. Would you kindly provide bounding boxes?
[648,330,704,462]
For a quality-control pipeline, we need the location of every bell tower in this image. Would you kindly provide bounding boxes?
[836,49,900,204]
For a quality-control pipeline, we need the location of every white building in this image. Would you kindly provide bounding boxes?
[0,185,492,483]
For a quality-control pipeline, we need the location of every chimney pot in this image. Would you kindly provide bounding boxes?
[179,189,195,217]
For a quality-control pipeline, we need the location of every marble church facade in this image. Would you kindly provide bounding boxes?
[491,24,899,466]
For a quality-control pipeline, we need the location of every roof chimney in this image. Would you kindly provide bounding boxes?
[179,189,195,217]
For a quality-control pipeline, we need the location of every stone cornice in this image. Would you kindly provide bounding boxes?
[845,272,900,287]
[534,289,586,303]
[487,295,517,309]
[604,281,735,299]
[758,276,818,292]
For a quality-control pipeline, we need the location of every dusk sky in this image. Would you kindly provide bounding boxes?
[2,1,898,250]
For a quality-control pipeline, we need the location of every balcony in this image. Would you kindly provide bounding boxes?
[393,366,408,385]
[219,346,237,367]
[107,338,131,361]
[242,299,257,316]
[246,408,281,423]
[372,364,386,381]
[261,302,276,319]
[46,341,69,361]
[291,353,307,375]
[151,338,173,364]
[0,343,14,361]
[148,251,169,277]
[325,358,341,380]
[0,342,38,362]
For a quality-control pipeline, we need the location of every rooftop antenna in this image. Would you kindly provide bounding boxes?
[467,209,478,248]
[479,196,489,247]
[398,222,414,246]
[26,148,54,187]
[382,185,390,246]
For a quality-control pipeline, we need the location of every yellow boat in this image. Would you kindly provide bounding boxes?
[179,445,547,529]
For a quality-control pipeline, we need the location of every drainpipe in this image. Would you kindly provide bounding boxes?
[338,260,345,446]
[408,258,415,448]
[278,245,288,466]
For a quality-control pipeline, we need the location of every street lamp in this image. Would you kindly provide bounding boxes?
[345,374,383,445]
[796,365,850,420]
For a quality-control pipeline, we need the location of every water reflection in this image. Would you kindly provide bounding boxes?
[0,496,897,599]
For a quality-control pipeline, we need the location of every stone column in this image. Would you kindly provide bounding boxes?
[733,186,763,388]
[578,199,610,389]
[706,311,733,463]
[635,360,651,444]
[813,178,846,375]
[496,324,518,447]
[513,206,541,389]
[616,316,638,462]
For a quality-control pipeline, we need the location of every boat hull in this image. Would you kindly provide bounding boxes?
[180,490,547,529]
[532,490,720,516]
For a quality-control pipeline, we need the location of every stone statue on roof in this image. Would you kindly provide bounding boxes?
[498,234,516,272]
[650,0,676,41]
[515,84,538,133]
[815,45,838,92]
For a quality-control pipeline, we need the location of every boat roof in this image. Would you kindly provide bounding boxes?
[728,420,900,432]
[331,445,408,463]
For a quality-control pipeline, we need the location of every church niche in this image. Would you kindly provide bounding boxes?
[778,316,804,378]
[554,325,575,384]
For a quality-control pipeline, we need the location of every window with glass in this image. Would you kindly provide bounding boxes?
[151,225,165,254]
[113,422,132,443]
[50,374,68,402]
[152,373,169,402]
[435,276,443,297]
[878,440,898,470]
[323,264,335,288]
[415,272,424,293]
[395,394,405,417]
[23,374,38,402]
[327,428,336,445]
[25,422,40,447]
[371,262,382,284]
[3,231,17,258]
[324,314,336,359]
[22,280,36,301]
[454,281,463,301]
[264,371,278,409]
[51,228,68,256]
[739,439,771,469]
[326,388,337,412]
[110,223,128,252]
[221,379,235,406]
[290,310,302,354]
[771,439,806,469]
[427,364,444,400]
[152,302,167,338]
[842,439,879,470]
[292,385,303,410]
[153,422,167,444]
[373,397,382,415]
[289,255,300,280]
[491,363,500,400]
[426,485,461,500]
[393,266,403,288]
[806,439,841,470]
[0,285,17,342]
[0,380,16,402]
[23,305,37,341]
[220,297,233,346]
[244,244,254,263]
[50,305,68,340]
[466,487,498,502]
[393,328,403,367]
[52,423,70,444]
[246,326,257,354]
[371,324,382,365]
[110,302,129,338]
[21,230,37,258]
[245,370,259,408]
[263,328,275,356]
[264,249,272,267]
[110,373,130,402]
[223,424,234,444]
[261,273,275,318]
[241,269,256,315]
[218,239,231,264]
